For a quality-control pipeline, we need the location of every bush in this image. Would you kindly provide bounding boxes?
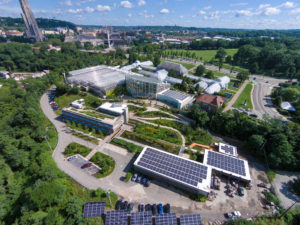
[124,172,133,182]
[267,170,276,183]
[263,191,281,207]
[90,152,115,178]
[64,143,92,157]
[111,138,143,153]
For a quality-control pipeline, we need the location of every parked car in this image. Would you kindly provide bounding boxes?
[152,204,157,215]
[67,155,77,161]
[145,180,151,187]
[131,173,138,182]
[141,178,147,185]
[257,183,267,188]
[158,203,163,215]
[249,114,258,118]
[163,204,170,213]
[50,102,57,106]
[81,162,92,169]
[233,211,242,218]
[115,200,122,210]
[238,187,245,196]
[128,203,134,212]
[136,176,142,183]
[145,204,152,212]
[122,201,128,210]
[52,105,59,110]
[225,212,233,218]
[138,204,144,212]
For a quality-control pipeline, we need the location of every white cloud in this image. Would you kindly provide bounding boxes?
[204,11,220,20]
[230,2,248,7]
[261,7,281,16]
[280,1,295,8]
[139,10,154,18]
[96,5,111,12]
[68,8,83,13]
[198,10,206,15]
[258,4,270,9]
[160,8,169,14]
[60,0,72,6]
[179,15,184,19]
[0,0,11,4]
[138,0,146,6]
[203,6,211,10]
[120,1,133,8]
[76,0,95,6]
[85,6,94,13]
[291,8,300,14]
[128,13,132,17]
[235,10,252,17]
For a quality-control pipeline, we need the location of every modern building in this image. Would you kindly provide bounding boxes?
[281,101,296,112]
[204,82,222,95]
[157,62,188,76]
[62,107,124,134]
[19,0,44,41]
[68,65,133,97]
[126,74,170,98]
[196,93,227,112]
[97,102,129,123]
[194,76,231,94]
[70,99,85,109]
[134,146,212,196]
[157,89,193,109]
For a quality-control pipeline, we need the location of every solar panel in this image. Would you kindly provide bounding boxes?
[221,145,234,155]
[180,214,202,225]
[83,202,105,218]
[130,211,152,225]
[105,210,128,225]
[161,89,189,101]
[206,151,246,176]
[155,213,177,225]
[137,147,208,187]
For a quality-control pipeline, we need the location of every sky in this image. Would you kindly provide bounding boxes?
[1,0,300,29]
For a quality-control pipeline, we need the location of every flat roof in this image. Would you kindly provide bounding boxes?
[203,149,251,182]
[126,74,162,84]
[157,89,192,103]
[98,102,127,115]
[219,143,238,157]
[134,147,211,194]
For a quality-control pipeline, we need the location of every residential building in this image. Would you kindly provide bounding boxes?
[196,93,227,112]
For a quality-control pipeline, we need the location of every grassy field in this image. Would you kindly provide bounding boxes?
[64,143,92,157]
[233,83,253,110]
[164,49,238,62]
[111,138,143,153]
[90,152,115,178]
[163,60,196,69]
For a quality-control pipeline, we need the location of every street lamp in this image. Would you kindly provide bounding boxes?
[106,189,112,207]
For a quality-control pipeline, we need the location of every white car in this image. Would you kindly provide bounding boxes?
[67,155,78,161]
[233,211,242,218]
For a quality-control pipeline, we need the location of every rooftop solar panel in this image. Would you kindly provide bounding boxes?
[137,147,208,188]
[83,202,105,218]
[180,214,202,225]
[105,210,128,225]
[161,89,190,101]
[155,213,177,225]
[221,145,234,155]
[130,211,152,225]
[206,151,246,176]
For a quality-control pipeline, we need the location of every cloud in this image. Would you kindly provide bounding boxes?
[0,0,11,4]
[75,0,95,6]
[68,8,83,13]
[139,10,154,18]
[280,1,296,8]
[160,8,169,14]
[59,0,72,6]
[120,1,133,8]
[235,10,252,17]
[290,8,300,14]
[230,2,248,7]
[96,5,111,12]
[204,11,220,20]
[179,15,184,19]
[138,0,146,6]
[198,10,206,15]
[203,6,211,10]
[261,7,281,16]
[85,6,94,13]
[258,4,271,9]
[128,13,132,17]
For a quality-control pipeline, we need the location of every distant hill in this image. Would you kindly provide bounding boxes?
[0,17,76,31]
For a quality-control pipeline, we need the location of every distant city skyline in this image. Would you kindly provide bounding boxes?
[1,0,300,29]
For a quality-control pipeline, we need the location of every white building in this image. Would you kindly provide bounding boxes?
[98,102,129,123]
[70,99,85,109]
[150,70,168,82]
[157,89,193,109]
[204,83,221,95]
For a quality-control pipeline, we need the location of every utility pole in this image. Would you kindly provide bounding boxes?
[43,135,52,151]
[106,189,112,207]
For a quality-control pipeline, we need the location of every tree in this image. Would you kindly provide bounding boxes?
[206,70,214,79]
[195,65,205,76]
[153,54,161,67]
[215,47,227,70]
[246,135,264,157]
[237,71,249,83]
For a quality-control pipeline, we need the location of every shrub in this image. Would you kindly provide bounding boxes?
[64,143,91,157]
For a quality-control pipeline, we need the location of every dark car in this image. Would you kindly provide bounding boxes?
[238,187,245,196]
[141,178,147,185]
[145,204,152,211]
[152,204,157,215]
[138,204,144,212]
[131,173,138,182]
[136,176,142,183]
[163,203,170,213]
[115,200,122,210]
[249,114,258,118]
[158,203,163,215]
[81,162,92,169]
[145,180,151,187]
[122,201,128,210]
[52,105,59,110]
[128,203,134,212]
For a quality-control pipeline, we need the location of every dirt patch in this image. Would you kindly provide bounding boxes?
[257,173,268,183]
[248,198,256,207]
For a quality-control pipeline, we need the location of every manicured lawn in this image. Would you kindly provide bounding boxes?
[164,49,238,62]
[64,143,92,157]
[80,110,114,120]
[138,111,175,118]
[222,63,249,73]
[90,152,115,178]
[233,83,253,110]
[111,138,143,153]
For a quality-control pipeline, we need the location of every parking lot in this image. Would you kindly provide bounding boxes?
[68,155,100,176]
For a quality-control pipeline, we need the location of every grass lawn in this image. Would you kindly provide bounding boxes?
[90,152,115,178]
[70,130,99,145]
[137,111,175,119]
[80,110,114,120]
[111,138,143,153]
[66,120,105,139]
[233,83,253,110]
[222,63,249,73]
[64,143,92,157]
[164,49,238,62]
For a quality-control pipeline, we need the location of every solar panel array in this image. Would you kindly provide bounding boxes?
[162,89,189,101]
[137,147,208,187]
[155,213,177,225]
[221,145,234,155]
[180,214,202,225]
[130,211,152,225]
[105,210,128,225]
[83,202,105,218]
[206,151,246,176]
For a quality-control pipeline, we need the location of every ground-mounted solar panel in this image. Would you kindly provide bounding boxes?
[130,211,152,225]
[105,210,128,225]
[136,147,209,189]
[155,213,177,225]
[83,202,105,218]
[180,214,202,225]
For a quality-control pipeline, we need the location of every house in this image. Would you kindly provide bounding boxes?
[196,93,227,112]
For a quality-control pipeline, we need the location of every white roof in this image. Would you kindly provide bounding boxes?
[281,101,296,112]
[204,83,221,94]
[216,76,230,84]
[194,81,208,89]
[98,102,127,114]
